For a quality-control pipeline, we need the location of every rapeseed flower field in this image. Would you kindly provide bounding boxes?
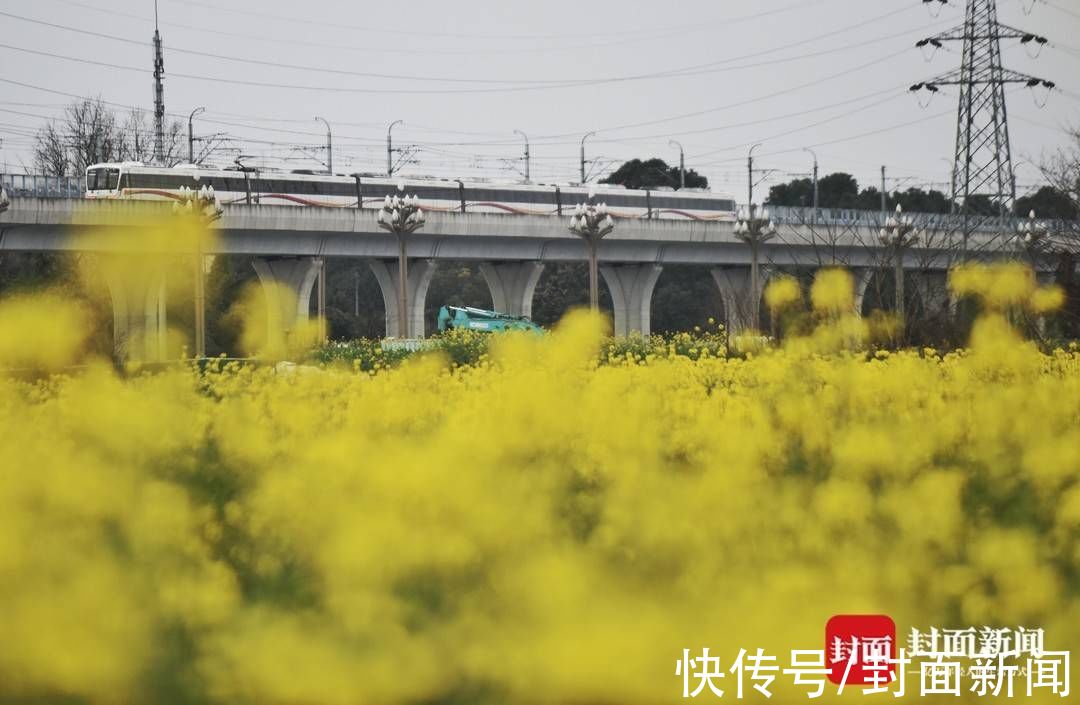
[0,225,1078,703]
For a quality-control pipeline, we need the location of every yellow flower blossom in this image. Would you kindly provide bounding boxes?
[0,258,1077,704]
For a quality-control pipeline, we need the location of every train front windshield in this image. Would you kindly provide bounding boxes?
[86,167,120,193]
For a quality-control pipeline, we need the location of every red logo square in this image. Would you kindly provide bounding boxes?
[825,614,897,686]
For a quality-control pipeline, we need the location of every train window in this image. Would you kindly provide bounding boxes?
[332,180,357,197]
[126,172,155,189]
[130,173,178,190]
[87,168,120,191]
[365,184,394,200]
[413,186,452,201]
[494,189,526,204]
[232,178,250,194]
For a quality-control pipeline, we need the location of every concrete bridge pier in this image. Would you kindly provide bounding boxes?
[852,267,875,317]
[711,266,771,334]
[100,255,168,362]
[600,263,662,336]
[480,261,544,318]
[369,258,437,337]
[251,256,322,348]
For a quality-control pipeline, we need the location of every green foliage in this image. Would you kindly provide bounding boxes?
[1015,186,1078,219]
[600,157,708,190]
[423,263,493,327]
[650,265,724,334]
[531,263,612,327]
[310,324,730,370]
[435,327,490,367]
[309,329,493,370]
[767,172,953,213]
[309,338,412,371]
[603,325,728,364]
[321,259,386,341]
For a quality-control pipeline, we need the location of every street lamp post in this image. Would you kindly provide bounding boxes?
[580,131,596,184]
[387,120,403,176]
[803,147,819,214]
[939,157,958,214]
[315,116,333,175]
[1017,210,1052,334]
[568,190,615,310]
[377,183,426,338]
[879,204,920,320]
[669,140,685,189]
[1016,209,1048,268]
[514,129,530,183]
[880,165,888,216]
[188,106,205,164]
[173,185,223,358]
[747,143,763,210]
[734,204,778,331]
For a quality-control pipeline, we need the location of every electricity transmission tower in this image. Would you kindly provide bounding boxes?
[910,0,1054,219]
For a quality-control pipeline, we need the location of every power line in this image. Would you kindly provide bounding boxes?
[1041,0,1080,22]
[0,11,575,86]
[42,0,836,57]
[532,47,914,139]
[0,68,924,158]
[0,7,939,95]
[693,110,954,167]
[158,0,831,42]
[0,39,914,98]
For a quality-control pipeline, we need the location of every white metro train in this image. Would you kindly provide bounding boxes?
[85,163,738,221]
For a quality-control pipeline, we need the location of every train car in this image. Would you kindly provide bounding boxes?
[85,162,737,222]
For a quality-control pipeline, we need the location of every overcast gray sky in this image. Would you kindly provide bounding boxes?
[1,0,1077,201]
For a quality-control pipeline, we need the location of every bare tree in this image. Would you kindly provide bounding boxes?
[66,98,121,174]
[117,109,153,164]
[33,98,191,175]
[33,122,69,177]
[1039,125,1080,250]
[33,98,120,176]
[1035,126,1080,337]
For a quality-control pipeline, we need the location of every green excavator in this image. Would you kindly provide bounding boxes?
[437,306,544,334]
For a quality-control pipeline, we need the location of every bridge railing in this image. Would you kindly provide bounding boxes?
[765,205,1076,235]
[1,173,83,199]
[2,184,1076,240]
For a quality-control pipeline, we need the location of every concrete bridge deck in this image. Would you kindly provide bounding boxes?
[0,198,1065,358]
